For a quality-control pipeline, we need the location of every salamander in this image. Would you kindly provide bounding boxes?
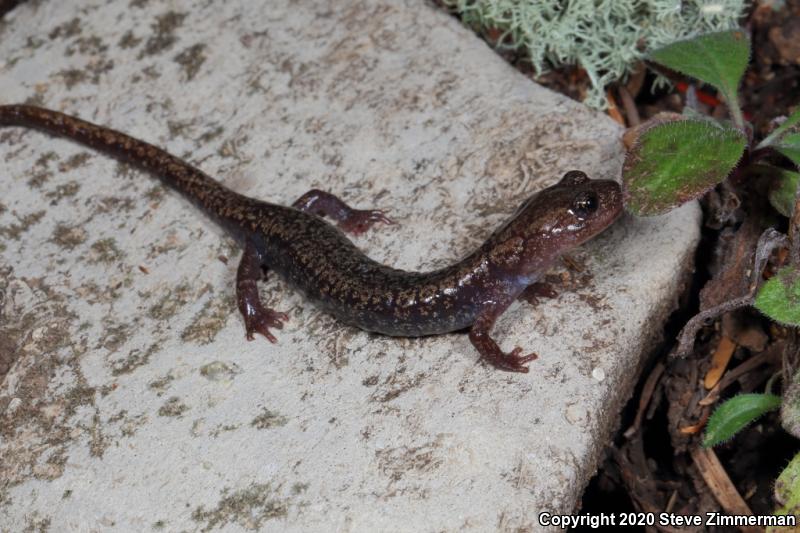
[0,105,623,372]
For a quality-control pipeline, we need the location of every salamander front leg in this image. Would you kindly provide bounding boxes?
[236,241,289,343]
[292,188,394,235]
[518,281,558,305]
[469,298,538,373]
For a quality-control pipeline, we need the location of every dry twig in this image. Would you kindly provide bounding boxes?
[690,447,759,533]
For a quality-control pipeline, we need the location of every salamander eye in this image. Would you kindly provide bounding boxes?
[571,191,598,219]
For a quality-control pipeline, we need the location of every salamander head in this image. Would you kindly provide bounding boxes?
[539,169,623,244]
[488,170,623,278]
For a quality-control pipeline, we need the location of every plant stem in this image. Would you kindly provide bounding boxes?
[723,87,746,132]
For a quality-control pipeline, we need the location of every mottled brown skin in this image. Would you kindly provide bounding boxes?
[0,105,623,372]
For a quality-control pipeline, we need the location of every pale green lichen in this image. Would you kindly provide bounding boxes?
[444,0,747,108]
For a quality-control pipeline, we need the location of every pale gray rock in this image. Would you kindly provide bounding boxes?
[0,1,700,531]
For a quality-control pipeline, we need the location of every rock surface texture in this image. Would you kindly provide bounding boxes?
[0,1,701,531]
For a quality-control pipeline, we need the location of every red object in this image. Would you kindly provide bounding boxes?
[675,81,752,121]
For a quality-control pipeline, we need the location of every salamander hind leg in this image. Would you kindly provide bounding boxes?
[468,299,538,373]
[292,189,394,235]
[236,241,289,343]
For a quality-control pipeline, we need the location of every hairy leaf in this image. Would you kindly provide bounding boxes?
[649,30,749,127]
[760,106,800,149]
[769,168,800,217]
[756,266,800,326]
[772,452,800,526]
[703,393,781,447]
[623,120,746,216]
[776,133,800,167]
[781,367,800,440]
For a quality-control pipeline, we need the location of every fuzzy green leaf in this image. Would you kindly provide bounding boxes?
[756,266,800,326]
[769,169,800,217]
[649,30,749,127]
[760,106,800,149]
[775,133,800,167]
[703,393,781,447]
[649,30,750,95]
[771,452,800,527]
[623,120,747,216]
[781,367,800,440]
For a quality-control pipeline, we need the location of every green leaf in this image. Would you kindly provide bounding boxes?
[649,30,750,128]
[623,120,747,216]
[772,452,800,527]
[781,367,800,439]
[775,133,800,167]
[769,168,800,217]
[756,266,800,326]
[649,30,750,94]
[760,106,800,149]
[703,393,781,447]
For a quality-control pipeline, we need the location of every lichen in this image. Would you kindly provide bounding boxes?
[444,0,747,108]
[250,408,288,430]
[51,222,87,249]
[89,238,124,264]
[181,293,234,345]
[111,343,159,376]
[148,282,193,320]
[148,373,175,395]
[157,396,189,417]
[0,210,45,240]
[44,181,81,203]
[139,11,188,58]
[174,43,207,81]
[191,483,289,531]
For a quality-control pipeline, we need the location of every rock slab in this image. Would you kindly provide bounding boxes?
[0,0,700,531]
